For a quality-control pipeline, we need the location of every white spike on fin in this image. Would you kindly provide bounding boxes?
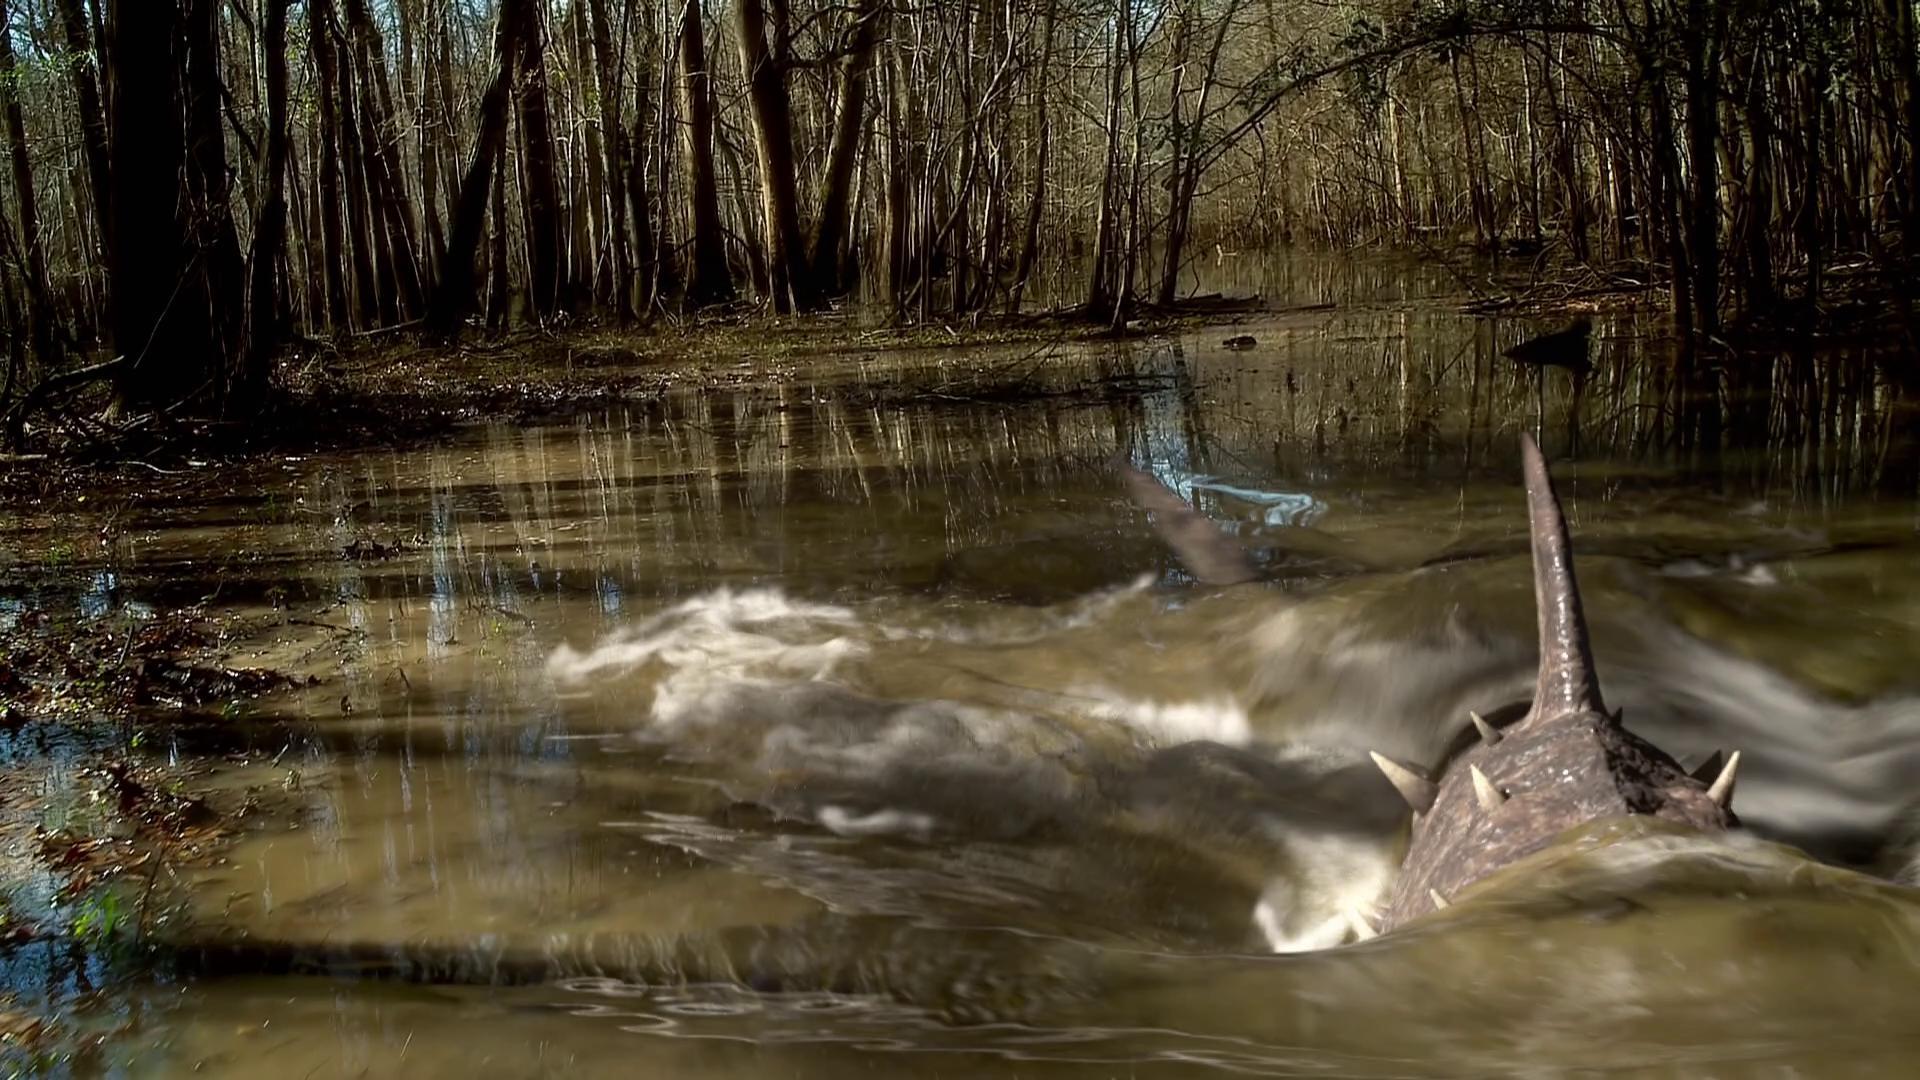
[1428,889,1450,910]
[1370,751,1438,814]
[1470,765,1506,812]
[1706,751,1741,808]
[1470,711,1501,745]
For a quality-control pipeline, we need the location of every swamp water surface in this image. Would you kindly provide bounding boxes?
[6,290,1920,1076]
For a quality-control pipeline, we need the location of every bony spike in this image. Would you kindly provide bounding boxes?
[1469,710,1501,745]
[1706,750,1741,808]
[1470,765,1507,812]
[1370,751,1438,814]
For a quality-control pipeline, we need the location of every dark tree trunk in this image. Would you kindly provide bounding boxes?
[586,0,634,321]
[241,0,292,407]
[107,0,205,408]
[425,0,526,338]
[806,0,882,295]
[677,0,732,306]
[514,0,563,319]
[344,0,427,319]
[314,0,381,327]
[182,0,244,380]
[308,0,352,328]
[1085,15,1125,318]
[734,0,813,313]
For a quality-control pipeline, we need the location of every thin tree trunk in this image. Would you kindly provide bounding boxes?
[344,0,427,318]
[1008,0,1058,312]
[182,0,245,378]
[425,0,526,338]
[308,0,358,328]
[586,0,634,320]
[0,1,56,363]
[54,0,112,281]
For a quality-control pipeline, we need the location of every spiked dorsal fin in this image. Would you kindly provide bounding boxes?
[1519,434,1606,725]
[1117,462,1260,586]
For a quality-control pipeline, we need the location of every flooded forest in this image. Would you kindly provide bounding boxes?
[0,0,1917,1075]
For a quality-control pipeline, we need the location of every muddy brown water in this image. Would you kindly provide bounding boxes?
[5,279,1920,1076]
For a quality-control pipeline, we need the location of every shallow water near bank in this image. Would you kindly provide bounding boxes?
[4,277,1919,1076]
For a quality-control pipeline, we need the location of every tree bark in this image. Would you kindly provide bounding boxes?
[107,0,205,408]
[182,0,244,377]
[53,0,113,279]
[677,0,732,306]
[241,0,292,407]
[0,1,56,363]
[586,0,634,320]
[514,0,564,319]
[425,0,526,338]
[734,0,813,313]
[307,0,354,328]
[344,0,427,319]
[806,0,882,295]
[1008,0,1058,312]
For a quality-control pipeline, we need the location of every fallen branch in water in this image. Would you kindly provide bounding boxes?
[1,355,127,447]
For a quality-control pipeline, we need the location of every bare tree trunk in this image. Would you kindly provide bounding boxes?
[586,0,634,320]
[308,0,357,328]
[54,0,112,283]
[182,0,244,378]
[735,0,813,312]
[1008,0,1058,312]
[513,0,564,319]
[344,0,427,319]
[1085,12,1124,318]
[425,0,526,338]
[108,0,208,408]
[678,0,732,305]
[241,0,291,407]
[0,1,56,363]
[806,0,882,295]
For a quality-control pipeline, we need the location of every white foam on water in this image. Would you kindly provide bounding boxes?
[1078,693,1253,747]
[816,805,939,841]
[1252,831,1400,953]
[546,587,865,685]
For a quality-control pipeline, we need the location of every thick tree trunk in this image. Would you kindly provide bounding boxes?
[514,0,564,319]
[677,0,732,306]
[734,0,813,313]
[806,0,882,295]
[241,0,292,407]
[107,0,206,408]
[425,0,526,338]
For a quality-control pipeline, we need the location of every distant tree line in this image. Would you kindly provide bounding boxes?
[0,0,1914,442]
